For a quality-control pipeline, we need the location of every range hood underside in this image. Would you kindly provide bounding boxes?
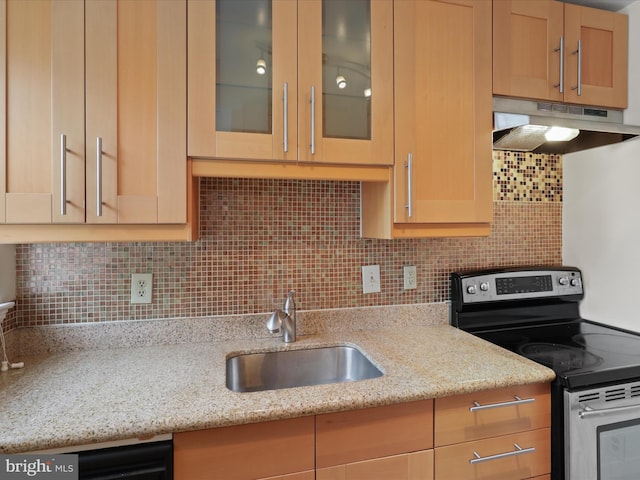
[492,97,640,154]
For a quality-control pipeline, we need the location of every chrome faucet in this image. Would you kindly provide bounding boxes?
[266,290,297,343]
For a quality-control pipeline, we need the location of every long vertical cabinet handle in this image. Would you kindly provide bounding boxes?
[60,134,67,215]
[572,39,582,96]
[310,85,316,155]
[283,82,289,153]
[554,36,564,93]
[404,153,413,218]
[96,137,103,217]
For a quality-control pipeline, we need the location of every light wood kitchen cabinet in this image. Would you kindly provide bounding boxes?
[361,0,493,239]
[434,428,551,480]
[315,400,433,469]
[0,0,189,241]
[316,450,434,480]
[187,0,393,167]
[434,383,551,480]
[493,0,628,109]
[173,416,315,480]
[173,384,551,479]
[0,0,85,224]
[258,472,315,480]
[84,0,186,225]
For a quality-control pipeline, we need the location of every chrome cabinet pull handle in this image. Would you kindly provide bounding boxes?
[404,153,413,218]
[283,82,289,153]
[60,134,67,215]
[579,403,640,419]
[96,137,103,217]
[470,443,536,465]
[469,395,535,412]
[571,39,582,96]
[310,85,316,155]
[554,36,564,93]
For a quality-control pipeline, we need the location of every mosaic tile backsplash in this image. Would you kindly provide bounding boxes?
[12,152,562,331]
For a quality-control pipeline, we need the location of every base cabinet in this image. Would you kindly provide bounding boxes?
[173,384,549,480]
[317,450,434,480]
[434,428,551,480]
[435,383,551,480]
[258,472,315,480]
[173,416,314,480]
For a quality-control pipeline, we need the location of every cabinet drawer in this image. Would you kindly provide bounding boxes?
[434,428,550,480]
[173,416,314,480]
[317,450,433,480]
[258,472,315,480]
[435,383,550,446]
[316,400,433,468]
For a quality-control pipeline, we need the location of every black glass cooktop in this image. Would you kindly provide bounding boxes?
[476,319,640,389]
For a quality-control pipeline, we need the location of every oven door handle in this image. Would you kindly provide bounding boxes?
[579,403,640,419]
[469,396,535,412]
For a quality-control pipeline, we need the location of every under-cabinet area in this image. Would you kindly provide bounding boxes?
[174,384,550,480]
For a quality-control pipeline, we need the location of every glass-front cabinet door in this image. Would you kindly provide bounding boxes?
[187,0,392,166]
[297,0,392,165]
[188,0,297,161]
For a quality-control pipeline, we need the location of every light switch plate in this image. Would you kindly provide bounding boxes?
[403,265,417,290]
[362,265,381,294]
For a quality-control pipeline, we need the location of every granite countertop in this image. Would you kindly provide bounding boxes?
[0,324,555,454]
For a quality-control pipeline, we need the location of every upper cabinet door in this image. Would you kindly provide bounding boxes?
[188,0,298,161]
[86,0,187,224]
[188,0,392,166]
[297,0,393,165]
[563,3,628,109]
[493,0,564,102]
[1,0,85,224]
[493,0,628,109]
[393,0,492,225]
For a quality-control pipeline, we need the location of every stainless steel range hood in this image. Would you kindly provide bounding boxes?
[493,97,640,154]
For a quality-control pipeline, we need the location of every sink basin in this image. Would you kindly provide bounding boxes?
[226,345,383,392]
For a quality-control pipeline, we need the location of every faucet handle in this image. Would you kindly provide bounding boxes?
[267,309,284,333]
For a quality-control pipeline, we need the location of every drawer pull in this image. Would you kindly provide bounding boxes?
[469,395,535,412]
[470,443,536,465]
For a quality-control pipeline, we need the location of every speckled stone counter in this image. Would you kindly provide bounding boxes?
[0,324,555,454]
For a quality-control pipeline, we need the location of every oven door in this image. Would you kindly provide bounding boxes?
[565,383,640,480]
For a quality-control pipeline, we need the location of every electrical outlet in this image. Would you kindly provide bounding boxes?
[362,265,381,294]
[403,265,417,290]
[131,273,153,304]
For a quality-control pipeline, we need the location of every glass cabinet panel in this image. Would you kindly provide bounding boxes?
[216,0,272,134]
[322,0,371,140]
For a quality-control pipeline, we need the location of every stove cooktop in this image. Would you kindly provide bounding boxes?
[476,319,640,389]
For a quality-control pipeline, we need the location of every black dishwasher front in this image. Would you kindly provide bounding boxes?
[76,440,172,480]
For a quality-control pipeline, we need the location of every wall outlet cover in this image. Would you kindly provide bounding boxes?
[403,265,417,290]
[362,265,381,294]
[131,273,153,304]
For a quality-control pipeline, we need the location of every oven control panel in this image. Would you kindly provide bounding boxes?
[453,268,583,304]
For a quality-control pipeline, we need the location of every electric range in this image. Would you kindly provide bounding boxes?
[451,266,640,480]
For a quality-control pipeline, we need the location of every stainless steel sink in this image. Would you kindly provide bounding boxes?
[226,345,383,392]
